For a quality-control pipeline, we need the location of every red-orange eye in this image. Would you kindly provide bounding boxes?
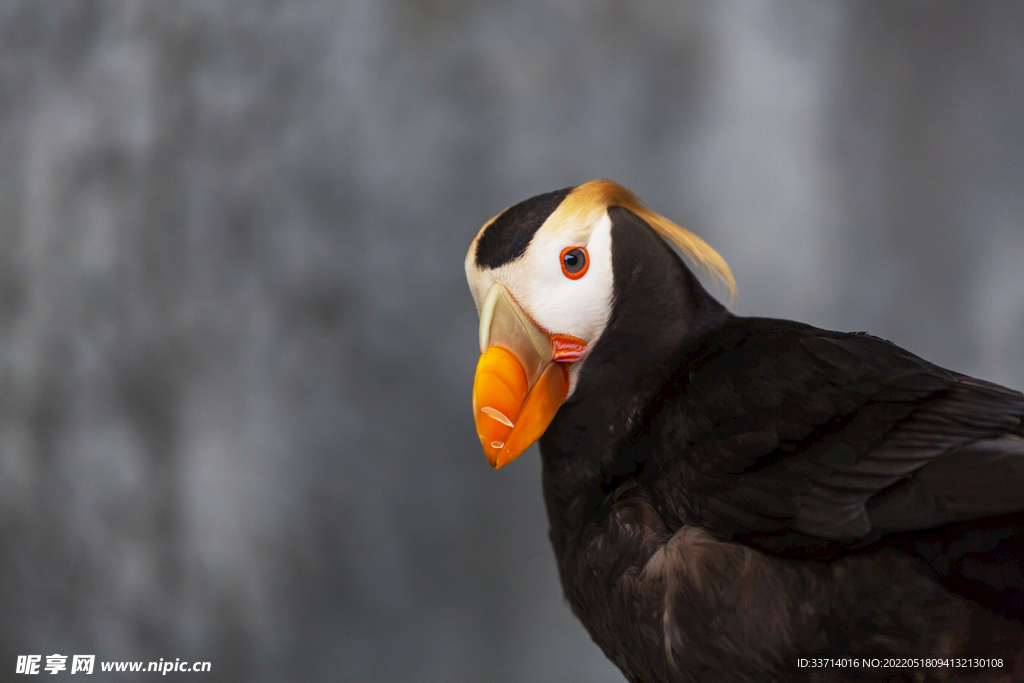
[560,246,589,279]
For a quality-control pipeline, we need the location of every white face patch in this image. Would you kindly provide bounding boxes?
[466,210,615,397]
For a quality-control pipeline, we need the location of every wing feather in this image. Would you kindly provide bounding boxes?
[652,318,1024,557]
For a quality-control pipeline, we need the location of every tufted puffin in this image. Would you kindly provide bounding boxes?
[465,180,1024,683]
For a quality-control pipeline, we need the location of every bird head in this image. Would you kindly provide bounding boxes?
[465,180,736,469]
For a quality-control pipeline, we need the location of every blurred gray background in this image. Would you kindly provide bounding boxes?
[0,1,1022,681]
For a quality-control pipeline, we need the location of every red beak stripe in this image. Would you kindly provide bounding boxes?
[551,334,587,363]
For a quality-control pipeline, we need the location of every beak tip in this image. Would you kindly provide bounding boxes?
[493,448,512,469]
[479,434,504,468]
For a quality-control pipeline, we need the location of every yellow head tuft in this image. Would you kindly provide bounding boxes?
[564,180,737,302]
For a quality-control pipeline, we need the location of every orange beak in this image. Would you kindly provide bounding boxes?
[471,283,586,468]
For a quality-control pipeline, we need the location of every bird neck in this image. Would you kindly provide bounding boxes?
[539,206,730,555]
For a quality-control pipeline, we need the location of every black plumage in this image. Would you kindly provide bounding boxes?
[533,207,1024,682]
[474,186,574,268]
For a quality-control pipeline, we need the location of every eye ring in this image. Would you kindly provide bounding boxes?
[560,246,589,280]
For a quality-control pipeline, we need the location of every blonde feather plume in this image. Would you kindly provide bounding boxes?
[564,180,737,302]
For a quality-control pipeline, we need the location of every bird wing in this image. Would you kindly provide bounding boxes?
[652,318,1024,558]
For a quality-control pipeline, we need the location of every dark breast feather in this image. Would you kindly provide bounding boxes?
[548,315,1024,682]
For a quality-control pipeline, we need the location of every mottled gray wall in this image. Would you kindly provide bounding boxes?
[0,1,1021,681]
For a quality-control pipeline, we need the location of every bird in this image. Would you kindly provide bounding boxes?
[464,180,1024,683]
